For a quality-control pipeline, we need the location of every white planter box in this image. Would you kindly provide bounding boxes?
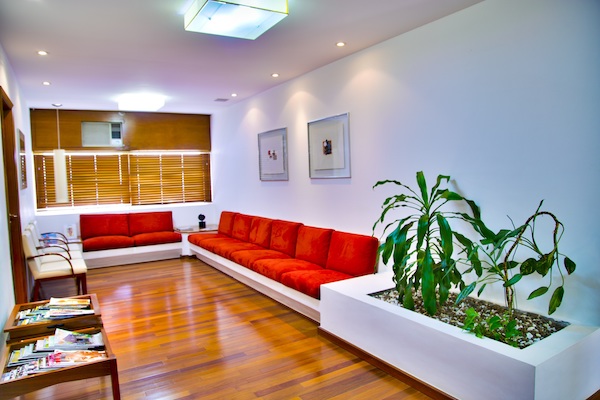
[320,272,600,400]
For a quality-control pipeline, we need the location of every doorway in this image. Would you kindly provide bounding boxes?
[1,86,27,303]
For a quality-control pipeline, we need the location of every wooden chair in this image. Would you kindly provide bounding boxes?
[22,230,88,301]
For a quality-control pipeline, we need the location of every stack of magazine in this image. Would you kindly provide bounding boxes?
[2,328,106,382]
[14,297,93,326]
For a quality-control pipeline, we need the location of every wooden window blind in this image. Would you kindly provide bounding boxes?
[34,151,211,209]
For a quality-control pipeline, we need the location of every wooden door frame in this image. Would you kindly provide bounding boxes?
[1,86,27,303]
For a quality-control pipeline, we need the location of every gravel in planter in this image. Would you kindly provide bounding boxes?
[369,289,569,349]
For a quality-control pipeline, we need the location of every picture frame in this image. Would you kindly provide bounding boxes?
[308,113,350,179]
[64,224,78,240]
[258,128,288,181]
[19,130,27,189]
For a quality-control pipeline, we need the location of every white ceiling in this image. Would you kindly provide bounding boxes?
[0,0,481,114]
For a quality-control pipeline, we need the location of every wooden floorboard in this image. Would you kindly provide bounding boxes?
[9,257,433,400]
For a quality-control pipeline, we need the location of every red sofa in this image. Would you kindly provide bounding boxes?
[188,211,378,320]
[80,211,182,267]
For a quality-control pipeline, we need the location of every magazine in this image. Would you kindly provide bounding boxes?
[48,297,91,309]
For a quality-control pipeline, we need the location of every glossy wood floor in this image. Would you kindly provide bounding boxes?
[12,257,433,400]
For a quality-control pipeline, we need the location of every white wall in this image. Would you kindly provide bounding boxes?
[211,0,600,325]
[0,43,32,342]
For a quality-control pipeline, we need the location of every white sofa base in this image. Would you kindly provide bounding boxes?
[189,243,320,322]
[83,242,182,268]
[320,272,600,400]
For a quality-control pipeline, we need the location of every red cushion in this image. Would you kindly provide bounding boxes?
[248,217,273,248]
[295,226,333,267]
[129,211,174,236]
[253,258,322,282]
[80,214,129,240]
[231,214,254,241]
[326,231,379,276]
[213,241,263,258]
[188,233,226,246]
[280,269,353,299]
[82,236,134,251]
[269,220,302,257]
[218,211,238,235]
[195,237,239,253]
[230,249,290,269]
[133,231,181,247]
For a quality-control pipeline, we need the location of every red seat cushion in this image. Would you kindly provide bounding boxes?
[80,214,129,240]
[133,231,181,247]
[129,211,174,236]
[230,249,290,269]
[213,241,264,259]
[280,269,354,299]
[269,220,302,257]
[82,236,134,251]
[188,233,226,246]
[326,231,379,276]
[295,226,333,267]
[252,258,323,282]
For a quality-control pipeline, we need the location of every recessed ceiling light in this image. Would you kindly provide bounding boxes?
[271,73,280,78]
[231,93,238,97]
[42,81,51,86]
[336,41,346,47]
[52,103,62,107]
[37,50,48,56]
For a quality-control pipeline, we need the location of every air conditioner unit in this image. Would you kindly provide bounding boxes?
[81,122,123,147]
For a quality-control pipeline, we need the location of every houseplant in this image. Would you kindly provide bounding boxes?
[372,171,480,315]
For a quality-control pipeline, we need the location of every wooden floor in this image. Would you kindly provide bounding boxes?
[11,257,433,400]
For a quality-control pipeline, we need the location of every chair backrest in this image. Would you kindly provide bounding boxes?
[26,223,43,249]
[22,229,42,273]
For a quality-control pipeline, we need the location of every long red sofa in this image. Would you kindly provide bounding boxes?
[188,211,378,320]
[79,211,182,268]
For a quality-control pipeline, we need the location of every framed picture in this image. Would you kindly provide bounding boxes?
[19,130,27,189]
[308,113,350,178]
[64,224,78,240]
[258,128,288,181]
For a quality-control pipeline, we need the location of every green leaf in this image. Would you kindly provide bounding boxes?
[439,189,463,201]
[504,274,522,287]
[564,257,576,274]
[381,236,394,264]
[421,249,437,315]
[520,258,537,275]
[535,253,555,277]
[527,286,549,300]
[416,214,429,250]
[403,282,415,310]
[416,171,429,207]
[437,214,453,262]
[549,286,564,314]
[476,283,487,297]
[456,282,476,304]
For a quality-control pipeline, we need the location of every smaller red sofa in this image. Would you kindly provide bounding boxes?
[188,211,379,320]
[80,211,182,267]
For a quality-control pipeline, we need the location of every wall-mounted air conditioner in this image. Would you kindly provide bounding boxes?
[81,122,123,147]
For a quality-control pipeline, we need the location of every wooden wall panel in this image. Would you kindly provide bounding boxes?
[31,109,210,151]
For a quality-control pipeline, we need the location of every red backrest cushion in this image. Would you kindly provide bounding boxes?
[295,226,333,267]
[129,211,174,236]
[248,217,273,248]
[80,214,130,239]
[269,220,302,257]
[231,214,254,241]
[326,231,379,276]
[218,211,238,236]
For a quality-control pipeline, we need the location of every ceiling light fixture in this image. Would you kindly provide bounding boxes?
[271,73,279,78]
[42,81,51,86]
[184,0,288,40]
[117,93,166,112]
[231,93,238,97]
[37,50,48,56]
[336,42,346,47]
